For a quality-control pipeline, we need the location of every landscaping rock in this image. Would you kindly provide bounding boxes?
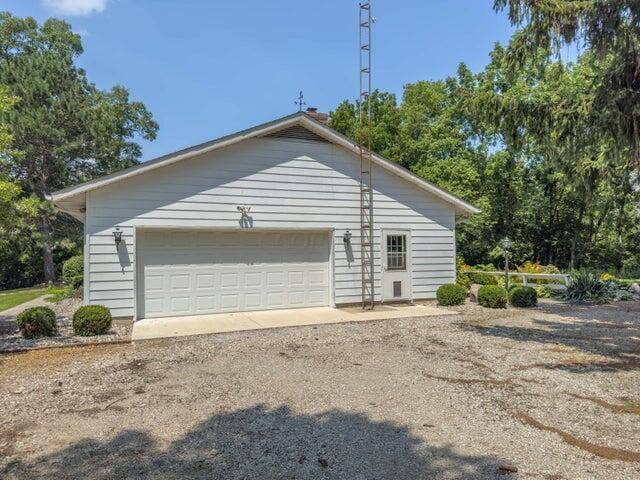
[1,299,639,480]
[469,284,481,303]
[498,464,518,474]
[630,283,640,295]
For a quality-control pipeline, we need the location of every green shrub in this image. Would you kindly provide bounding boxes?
[616,278,640,288]
[16,306,57,339]
[534,285,553,298]
[468,272,498,285]
[478,285,508,309]
[46,284,79,303]
[508,283,520,292]
[509,286,538,308]
[436,284,467,306]
[72,305,112,336]
[456,256,471,288]
[474,264,496,272]
[565,269,616,304]
[619,257,640,279]
[62,255,84,288]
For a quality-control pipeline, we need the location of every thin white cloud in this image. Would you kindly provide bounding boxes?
[43,0,109,16]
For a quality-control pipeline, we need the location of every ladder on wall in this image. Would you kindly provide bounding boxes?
[359,1,374,309]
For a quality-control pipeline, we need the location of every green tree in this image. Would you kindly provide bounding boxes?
[0,13,158,282]
[0,85,15,159]
[494,0,640,169]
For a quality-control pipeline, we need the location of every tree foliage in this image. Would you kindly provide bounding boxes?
[494,0,640,168]
[330,34,640,272]
[0,12,158,286]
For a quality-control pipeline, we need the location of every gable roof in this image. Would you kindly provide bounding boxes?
[50,112,480,216]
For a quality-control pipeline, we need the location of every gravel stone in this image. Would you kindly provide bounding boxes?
[0,299,639,479]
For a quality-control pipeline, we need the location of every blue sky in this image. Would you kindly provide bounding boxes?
[4,1,515,161]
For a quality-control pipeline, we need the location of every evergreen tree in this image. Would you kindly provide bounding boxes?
[0,13,158,282]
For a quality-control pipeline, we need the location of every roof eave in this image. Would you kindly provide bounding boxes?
[297,116,481,215]
[51,111,481,216]
[50,112,305,203]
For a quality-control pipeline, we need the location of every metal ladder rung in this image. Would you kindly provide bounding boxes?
[359,0,374,310]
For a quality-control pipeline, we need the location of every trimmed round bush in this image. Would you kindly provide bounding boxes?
[478,285,508,309]
[72,305,112,336]
[468,272,498,285]
[16,306,57,339]
[436,284,467,306]
[509,286,538,308]
[62,255,84,288]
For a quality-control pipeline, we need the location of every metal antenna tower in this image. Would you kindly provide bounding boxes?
[358,1,374,309]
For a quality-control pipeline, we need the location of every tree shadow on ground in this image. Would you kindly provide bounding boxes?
[2,405,507,479]
[465,301,640,373]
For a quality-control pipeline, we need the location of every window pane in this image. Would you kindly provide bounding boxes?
[386,235,407,270]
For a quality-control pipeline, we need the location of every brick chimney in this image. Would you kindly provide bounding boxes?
[305,107,328,125]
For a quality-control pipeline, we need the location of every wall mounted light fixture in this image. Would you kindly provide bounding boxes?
[113,226,123,247]
[343,230,352,245]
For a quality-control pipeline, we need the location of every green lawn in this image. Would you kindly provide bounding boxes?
[0,287,49,312]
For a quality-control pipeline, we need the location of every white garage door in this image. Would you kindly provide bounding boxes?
[137,230,331,318]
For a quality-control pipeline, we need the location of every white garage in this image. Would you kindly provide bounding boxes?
[51,112,479,319]
[137,229,331,318]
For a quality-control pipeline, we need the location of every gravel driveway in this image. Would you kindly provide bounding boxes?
[1,300,639,479]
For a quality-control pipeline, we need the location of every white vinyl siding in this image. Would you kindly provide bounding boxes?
[86,136,455,317]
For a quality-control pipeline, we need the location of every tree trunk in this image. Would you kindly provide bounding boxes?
[39,214,56,283]
[569,237,576,271]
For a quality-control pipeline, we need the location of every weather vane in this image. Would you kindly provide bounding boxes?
[295,91,306,112]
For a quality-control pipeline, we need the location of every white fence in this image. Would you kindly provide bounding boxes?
[467,271,571,291]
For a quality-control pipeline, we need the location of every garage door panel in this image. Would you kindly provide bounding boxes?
[169,274,190,290]
[145,297,165,315]
[145,274,164,291]
[288,291,305,305]
[308,289,328,303]
[220,294,239,310]
[138,230,330,318]
[244,272,263,287]
[309,270,327,285]
[196,274,215,289]
[244,293,262,309]
[195,295,216,311]
[220,272,240,288]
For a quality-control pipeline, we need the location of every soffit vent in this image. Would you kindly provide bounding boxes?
[265,125,329,143]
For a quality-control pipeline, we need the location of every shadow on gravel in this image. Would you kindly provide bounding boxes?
[465,302,640,373]
[2,405,506,479]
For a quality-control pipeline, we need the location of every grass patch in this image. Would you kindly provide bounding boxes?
[0,287,48,312]
[45,285,78,303]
